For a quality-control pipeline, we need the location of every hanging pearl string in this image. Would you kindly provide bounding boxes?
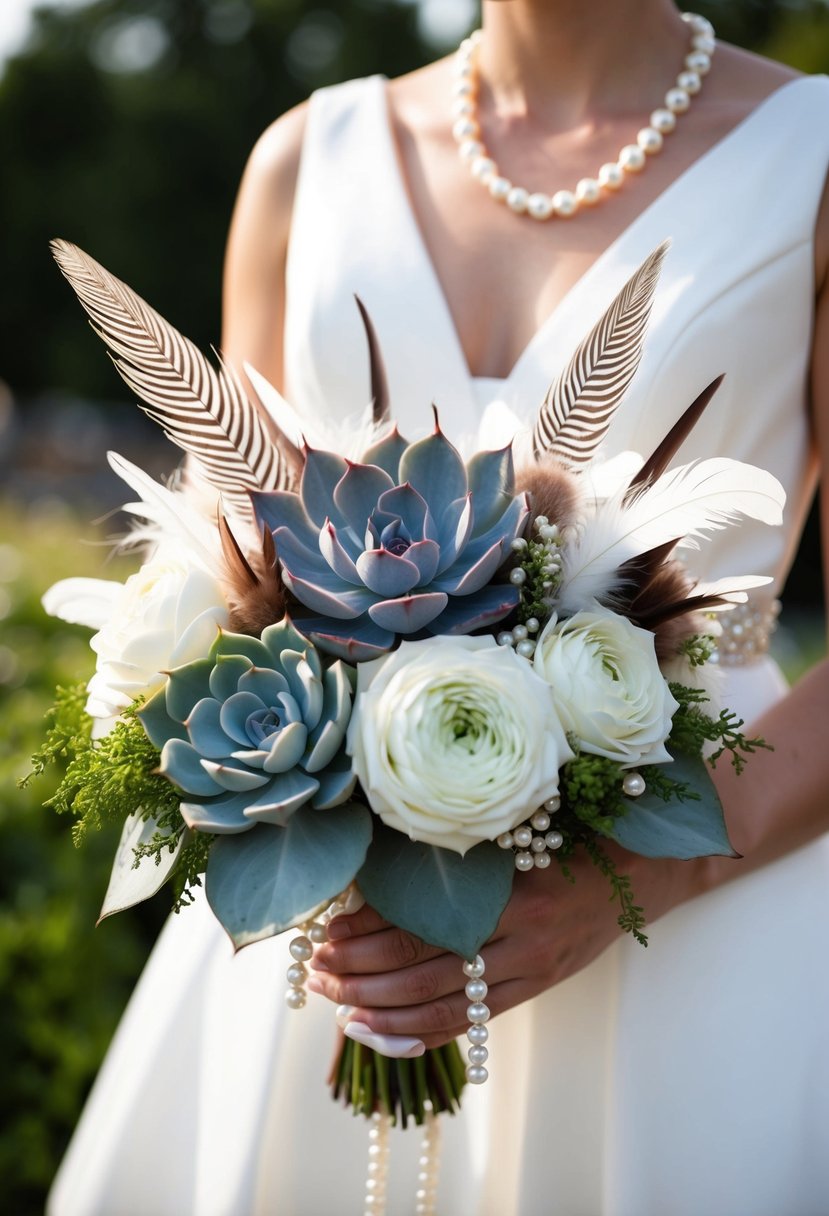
[415,1105,441,1216]
[463,955,490,1084]
[364,1110,392,1215]
[452,11,716,220]
[284,894,347,1009]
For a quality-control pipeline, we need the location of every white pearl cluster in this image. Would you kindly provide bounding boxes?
[414,1106,441,1215]
[497,798,564,870]
[463,955,490,1084]
[363,1110,391,1216]
[284,894,348,1009]
[497,515,566,656]
[452,12,716,221]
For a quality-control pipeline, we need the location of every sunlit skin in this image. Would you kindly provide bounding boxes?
[222,0,829,1049]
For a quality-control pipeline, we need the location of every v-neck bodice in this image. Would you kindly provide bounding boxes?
[284,72,829,590]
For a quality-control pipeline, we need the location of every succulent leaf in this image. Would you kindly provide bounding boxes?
[253,425,527,655]
[140,626,354,835]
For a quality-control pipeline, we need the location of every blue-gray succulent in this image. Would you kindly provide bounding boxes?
[138,620,355,832]
[252,426,530,660]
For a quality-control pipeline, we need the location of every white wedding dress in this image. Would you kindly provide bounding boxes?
[50,75,829,1216]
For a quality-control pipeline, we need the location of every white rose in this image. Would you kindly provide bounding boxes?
[533,609,679,767]
[45,552,229,729]
[347,635,573,855]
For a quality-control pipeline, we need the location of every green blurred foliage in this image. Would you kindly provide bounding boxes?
[0,2,827,1211]
[0,505,168,1214]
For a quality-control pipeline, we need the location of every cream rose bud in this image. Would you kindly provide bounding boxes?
[347,636,573,855]
[534,610,680,767]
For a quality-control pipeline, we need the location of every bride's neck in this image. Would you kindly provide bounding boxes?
[479,0,690,125]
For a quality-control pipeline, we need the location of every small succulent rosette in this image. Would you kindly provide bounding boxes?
[251,426,530,661]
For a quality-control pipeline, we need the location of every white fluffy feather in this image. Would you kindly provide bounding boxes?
[107,451,222,571]
[245,362,391,459]
[558,457,786,614]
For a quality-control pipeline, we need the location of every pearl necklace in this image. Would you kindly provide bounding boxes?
[452,11,716,220]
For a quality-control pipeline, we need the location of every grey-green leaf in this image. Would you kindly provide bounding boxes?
[606,751,739,859]
[358,825,515,959]
[98,811,186,922]
[206,804,373,948]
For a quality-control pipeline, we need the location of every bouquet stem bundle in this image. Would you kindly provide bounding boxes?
[330,1034,466,1127]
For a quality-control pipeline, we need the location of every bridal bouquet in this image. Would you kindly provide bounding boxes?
[28,240,783,1126]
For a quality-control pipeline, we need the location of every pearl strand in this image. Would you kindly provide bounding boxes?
[363,1110,391,1216]
[452,11,716,220]
[284,894,347,1009]
[463,955,490,1084]
[414,1105,441,1216]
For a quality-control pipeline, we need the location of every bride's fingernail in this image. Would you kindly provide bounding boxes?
[344,1022,426,1059]
[335,1004,356,1028]
[327,919,351,940]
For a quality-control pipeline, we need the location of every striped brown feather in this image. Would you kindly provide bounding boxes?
[532,241,669,466]
[51,240,301,521]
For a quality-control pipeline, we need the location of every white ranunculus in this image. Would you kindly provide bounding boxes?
[45,552,229,729]
[534,609,679,767]
[347,636,573,855]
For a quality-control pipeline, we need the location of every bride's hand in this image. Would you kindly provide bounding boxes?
[308,848,702,1049]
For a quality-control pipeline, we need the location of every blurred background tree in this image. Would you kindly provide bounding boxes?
[0,2,826,1211]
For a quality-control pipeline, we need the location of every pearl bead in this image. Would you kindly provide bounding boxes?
[622,771,647,797]
[575,177,601,205]
[285,987,306,1009]
[471,155,496,181]
[544,796,561,812]
[510,536,528,552]
[506,185,529,213]
[463,955,485,978]
[531,810,550,831]
[598,162,624,190]
[466,1064,489,1085]
[534,852,552,869]
[515,851,534,871]
[289,936,313,962]
[526,617,540,633]
[452,98,474,118]
[509,567,527,585]
[527,192,554,220]
[685,33,714,54]
[650,107,677,133]
[516,639,535,658]
[286,962,307,986]
[496,631,514,647]
[552,189,577,217]
[488,175,512,200]
[497,831,514,849]
[619,144,646,172]
[685,50,711,74]
[665,87,691,113]
[545,830,564,850]
[453,79,474,99]
[514,825,533,848]
[531,835,547,853]
[468,1044,489,1064]
[534,514,549,527]
[465,978,488,1001]
[677,69,702,94]
[512,624,528,641]
[459,138,484,162]
[308,922,327,944]
[637,127,663,155]
[452,117,479,141]
[467,1022,489,1044]
[467,1002,490,1023]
